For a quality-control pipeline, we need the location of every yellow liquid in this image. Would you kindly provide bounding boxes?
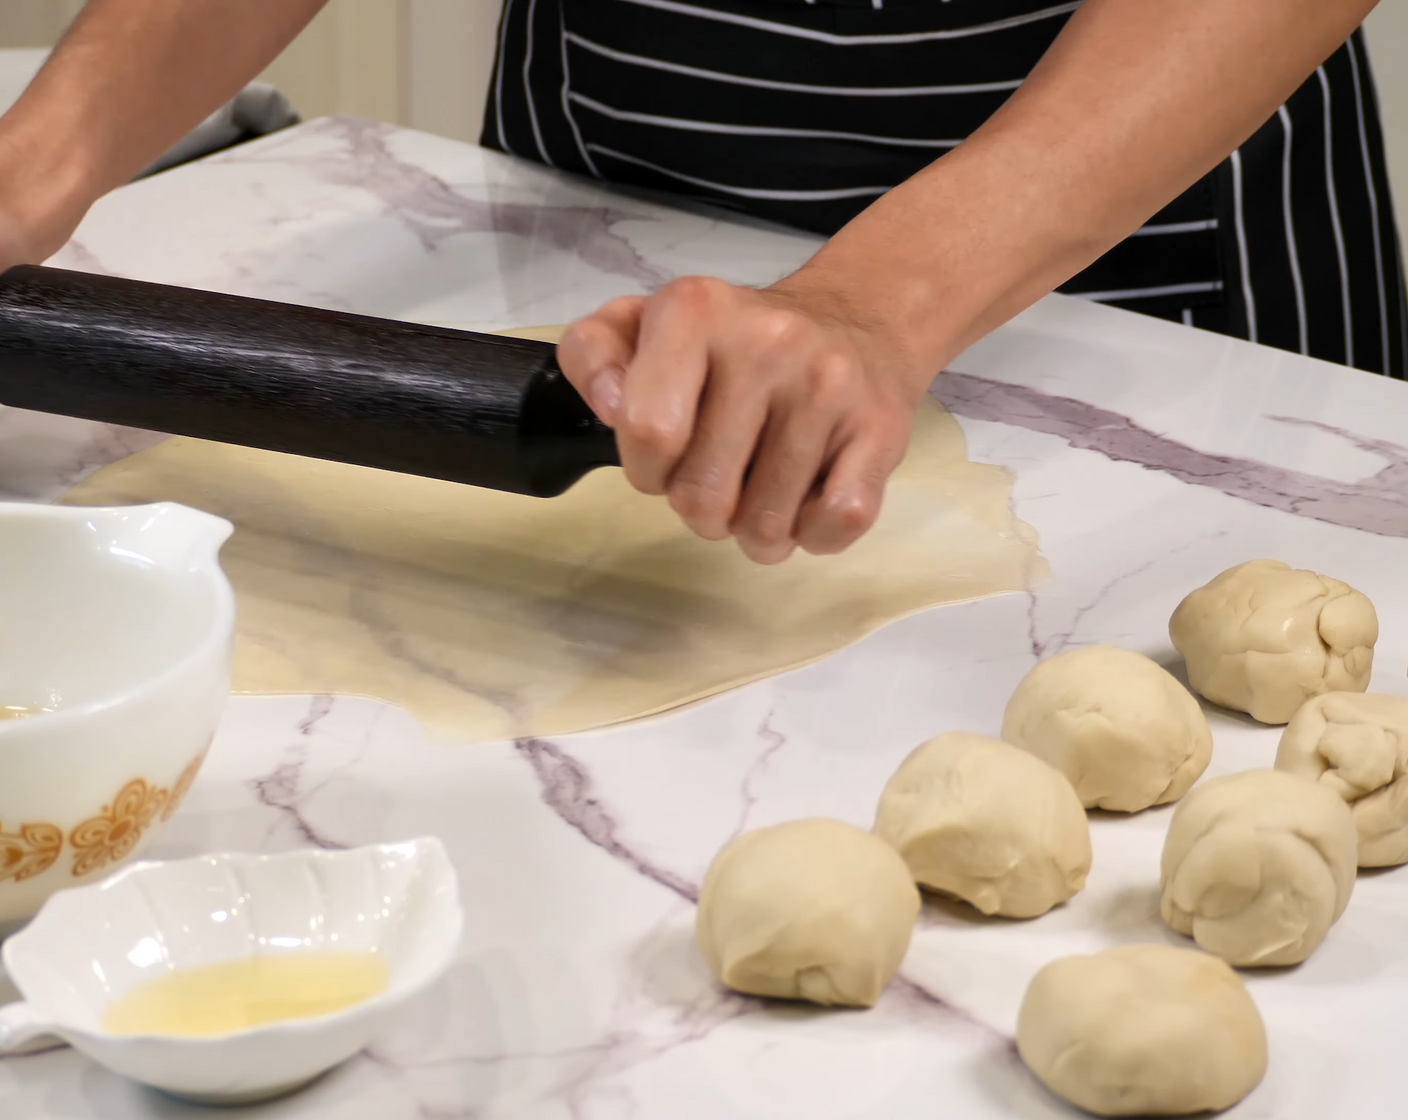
[0,705,50,721]
[102,951,389,1037]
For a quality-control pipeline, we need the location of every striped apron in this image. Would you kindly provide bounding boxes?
[483,0,1408,379]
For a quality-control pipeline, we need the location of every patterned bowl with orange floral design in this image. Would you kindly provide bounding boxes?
[0,501,234,931]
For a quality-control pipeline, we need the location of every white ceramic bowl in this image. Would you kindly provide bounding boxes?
[0,838,463,1104]
[0,501,234,930]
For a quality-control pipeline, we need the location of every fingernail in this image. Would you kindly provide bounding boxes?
[745,540,796,566]
[589,366,623,421]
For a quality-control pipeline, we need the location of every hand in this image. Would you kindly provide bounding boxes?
[557,276,934,564]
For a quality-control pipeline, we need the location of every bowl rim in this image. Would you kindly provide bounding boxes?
[0,501,235,740]
[2,837,464,1046]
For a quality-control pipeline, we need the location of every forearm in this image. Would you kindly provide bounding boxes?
[0,0,327,260]
[782,0,1379,385]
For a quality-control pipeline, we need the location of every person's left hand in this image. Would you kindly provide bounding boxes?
[556,276,935,565]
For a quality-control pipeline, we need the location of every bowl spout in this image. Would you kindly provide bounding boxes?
[96,502,233,571]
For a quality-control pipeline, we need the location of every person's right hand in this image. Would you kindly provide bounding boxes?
[558,275,934,565]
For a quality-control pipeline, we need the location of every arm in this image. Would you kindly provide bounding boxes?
[789,0,1381,376]
[558,0,1379,564]
[0,0,329,266]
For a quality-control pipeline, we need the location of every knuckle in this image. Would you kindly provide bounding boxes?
[827,491,880,538]
[741,508,795,551]
[600,295,645,319]
[807,351,859,403]
[668,464,722,504]
[556,317,591,349]
[669,479,732,538]
[748,307,810,352]
[556,318,610,367]
[661,275,725,314]
[621,410,687,459]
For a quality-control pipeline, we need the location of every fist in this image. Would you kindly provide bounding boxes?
[557,277,928,564]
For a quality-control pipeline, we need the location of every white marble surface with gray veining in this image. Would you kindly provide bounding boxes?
[3,116,1408,1119]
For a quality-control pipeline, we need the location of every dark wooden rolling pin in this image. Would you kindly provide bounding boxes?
[0,265,620,497]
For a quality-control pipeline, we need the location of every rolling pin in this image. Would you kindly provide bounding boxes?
[0,265,620,497]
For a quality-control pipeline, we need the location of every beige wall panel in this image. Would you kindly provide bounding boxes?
[1364,6,1408,240]
[259,0,406,125]
[406,0,501,144]
[0,1,83,47]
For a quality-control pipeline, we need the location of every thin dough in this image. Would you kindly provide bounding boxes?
[64,326,1044,741]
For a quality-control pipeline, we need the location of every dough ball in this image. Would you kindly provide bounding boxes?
[1017,944,1267,1117]
[1169,559,1377,724]
[873,732,1090,918]
[1275,691,1408,867]
[695,818,920,1007]
[1160,768,1357,966]
[1002,645,1212,812]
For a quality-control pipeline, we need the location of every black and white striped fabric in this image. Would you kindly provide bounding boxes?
[482,0,1408,379]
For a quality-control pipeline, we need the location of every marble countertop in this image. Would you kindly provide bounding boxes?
[3,115,1408,1120]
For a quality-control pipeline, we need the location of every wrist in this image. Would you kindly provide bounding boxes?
[767,266,944,402]
[775,139,1110,391]
[769,173,1005,395]
[0,108,107,265]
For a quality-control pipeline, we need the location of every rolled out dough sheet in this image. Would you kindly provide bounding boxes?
[63,326,1046,742]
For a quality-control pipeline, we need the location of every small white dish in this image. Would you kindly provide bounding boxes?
[0,500,234,931]
[0,838,462,1104]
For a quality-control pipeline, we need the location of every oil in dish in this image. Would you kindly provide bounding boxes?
[0,705,51,720]
[102,951,389,1036]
